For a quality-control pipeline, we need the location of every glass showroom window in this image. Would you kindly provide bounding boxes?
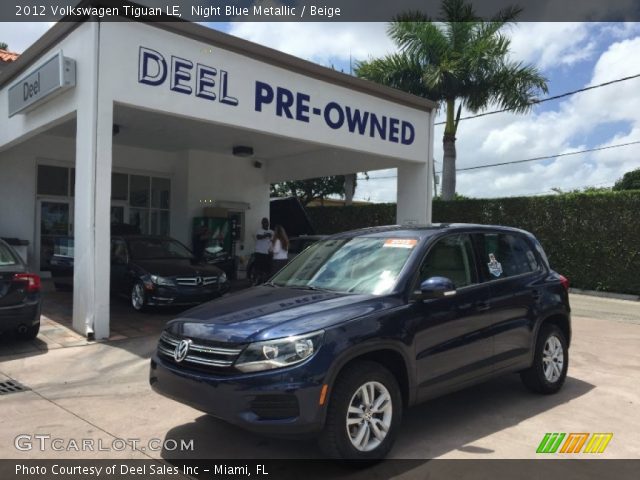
[37,166,170,236]
[128,175,171,236]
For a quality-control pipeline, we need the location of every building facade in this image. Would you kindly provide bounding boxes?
[0,18,435,339]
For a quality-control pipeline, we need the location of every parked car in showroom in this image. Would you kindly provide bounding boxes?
[150,224,571,459]
[51,234,229,311]
[0,238,41,339]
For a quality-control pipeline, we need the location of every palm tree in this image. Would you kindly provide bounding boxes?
[356,0,548,200]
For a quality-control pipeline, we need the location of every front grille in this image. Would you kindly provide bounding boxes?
[157,331,243,370]
[250,395,300,420]
[175,276,218,286]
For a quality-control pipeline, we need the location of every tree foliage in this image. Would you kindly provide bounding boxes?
[270,176,347,206]
[355,0,548,200]
[613,167,640,191]
[0,42,9,50]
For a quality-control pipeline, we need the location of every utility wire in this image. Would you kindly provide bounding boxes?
[358,140,640,179]
[433,73,640,126]
[451,140,640,173]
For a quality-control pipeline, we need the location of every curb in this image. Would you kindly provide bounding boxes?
[569,288,639,302]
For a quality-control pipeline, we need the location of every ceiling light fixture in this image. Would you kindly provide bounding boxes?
[232,145,254,157]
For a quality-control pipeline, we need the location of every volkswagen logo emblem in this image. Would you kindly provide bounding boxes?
[196,276,203,286]
[174,339,192,363]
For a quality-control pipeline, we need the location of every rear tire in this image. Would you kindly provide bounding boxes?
[18,321,40,340]
[521,324,568,394]
[318,361,402,460]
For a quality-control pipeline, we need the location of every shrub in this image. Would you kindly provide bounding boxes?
[306,191,640,295]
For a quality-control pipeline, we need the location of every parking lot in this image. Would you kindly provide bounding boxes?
[0,293,638,461]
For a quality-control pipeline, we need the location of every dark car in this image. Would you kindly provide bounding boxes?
[110,235,229,311]
[51,235,229,311]
[0,239,41,339]
[150,224,571,459]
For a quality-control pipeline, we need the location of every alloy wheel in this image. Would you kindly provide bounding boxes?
[131,283,145,310]
[542,335,564,383]
[345,381,393,452]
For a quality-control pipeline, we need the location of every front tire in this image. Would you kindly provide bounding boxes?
[521,324,568,394]
[131,282,147,312]
[319,361,402,459]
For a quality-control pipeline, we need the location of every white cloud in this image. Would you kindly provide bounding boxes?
[507,23,597,69]
[357,28,640,201]
[0,22,54,53]
[438,34,640,198]
[227,22,394,66]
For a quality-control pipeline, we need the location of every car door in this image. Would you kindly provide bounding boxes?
[473,231,546,371]
[410,234,495,400]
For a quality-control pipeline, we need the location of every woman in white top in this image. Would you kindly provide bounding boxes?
[270,224,289,275]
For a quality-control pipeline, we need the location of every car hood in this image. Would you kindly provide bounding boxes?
[166,285,401,344]
[134,259,223,277]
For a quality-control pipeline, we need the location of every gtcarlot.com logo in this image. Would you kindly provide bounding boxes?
[15,434,194,452]
[536,433,613,454]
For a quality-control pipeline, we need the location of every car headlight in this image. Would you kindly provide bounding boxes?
[219,272,227,283]
[235,330,324,372]
[150,275,175,286]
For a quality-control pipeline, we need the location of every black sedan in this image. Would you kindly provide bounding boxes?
[111,235,228,311]
[51,235,229,311]
[0,239,41,339]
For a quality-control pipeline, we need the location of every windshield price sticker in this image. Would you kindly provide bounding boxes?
[383,239,418,249]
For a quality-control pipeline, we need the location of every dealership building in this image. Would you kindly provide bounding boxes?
[0,15,435,339]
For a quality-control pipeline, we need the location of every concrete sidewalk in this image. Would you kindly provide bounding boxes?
[0,293,638,460]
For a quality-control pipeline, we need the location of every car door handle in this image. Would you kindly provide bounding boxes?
[475,301,490,311]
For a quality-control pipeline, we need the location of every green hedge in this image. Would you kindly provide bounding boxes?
[306,191,640,295]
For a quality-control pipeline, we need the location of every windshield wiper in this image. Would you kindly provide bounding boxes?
[288,284,331,292]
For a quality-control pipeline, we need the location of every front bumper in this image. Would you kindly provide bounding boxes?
[146,282,230,307]
[149,353,326,436]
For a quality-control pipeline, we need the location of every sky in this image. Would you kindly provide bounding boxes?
[2,21,640,202]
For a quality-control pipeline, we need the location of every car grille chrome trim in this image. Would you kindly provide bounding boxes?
[157,331,243,369]
[175,276,218,286]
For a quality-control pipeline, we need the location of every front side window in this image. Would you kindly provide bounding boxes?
[478,233,539,279]
[418,235,477,289]
[271,237,418,295]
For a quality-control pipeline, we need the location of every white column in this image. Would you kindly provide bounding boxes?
[73,21,112,340]
[396,110,434,225]
[396,162,431,225]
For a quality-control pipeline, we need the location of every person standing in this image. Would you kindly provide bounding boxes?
[254,217,273,282]
[270,225,289,275]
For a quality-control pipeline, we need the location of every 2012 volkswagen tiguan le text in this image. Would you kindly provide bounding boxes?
[150,224,571,459]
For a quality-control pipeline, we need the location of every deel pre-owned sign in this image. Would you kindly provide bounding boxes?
[138,46,416,146]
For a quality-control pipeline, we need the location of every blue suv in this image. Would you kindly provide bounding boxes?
[150,224,571,459]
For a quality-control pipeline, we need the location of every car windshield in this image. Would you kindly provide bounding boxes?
[270,237,418,295]
[127,238,194,260]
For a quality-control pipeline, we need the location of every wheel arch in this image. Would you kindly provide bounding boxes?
[528,311,571,366]
[324,341,415,410]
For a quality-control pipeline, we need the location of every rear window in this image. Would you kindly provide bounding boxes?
[0,242,19,266]
[478,233,539,279]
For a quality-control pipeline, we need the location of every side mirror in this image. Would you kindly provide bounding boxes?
[420,276,457,300]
